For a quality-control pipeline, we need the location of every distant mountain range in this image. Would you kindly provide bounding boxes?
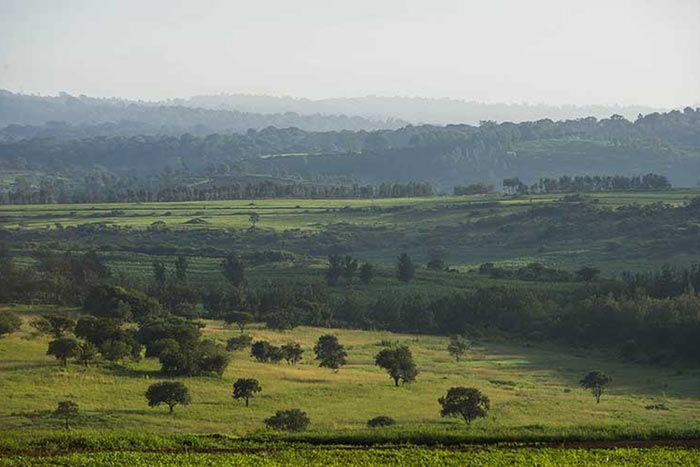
[176,94,668,126]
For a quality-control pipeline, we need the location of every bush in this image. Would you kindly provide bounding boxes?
[226,334,253,351]
[367,415,396,428]
[0,311,22,337]
[264,409,310,432]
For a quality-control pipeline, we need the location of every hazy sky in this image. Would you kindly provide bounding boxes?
[1,0,698,107]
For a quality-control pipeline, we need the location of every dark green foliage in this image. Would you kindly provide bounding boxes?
[100,339,132,363]
[326,255,342,286]
[397,253,415,283]
[224,311,254,332]
[232,378,262,407]
[174,256,188,281]
[248,212,260,229]
[577,266,601,283]
[367,415,396,428]
[580,371,612,403]
[250,340,283,363]
[83,284,161,322]
[47,337,79,366]
[74,341,99,367]
[158,340,229,377]
[280,342,304,364]
[374,345,418,386]
[438,387,490,425]
[447,335,471,361]
[264,409,310,432]
[226,334,253,351]
[314,334,347,370]
[222,253,245,287]
[137,315,202,356]
[74,316,121,347]
[145,381,190,413]
[342,256,358,281]
[31,314,75,338]
[359,262,375,285]
[53,400,79,430]
[0,311,21,337]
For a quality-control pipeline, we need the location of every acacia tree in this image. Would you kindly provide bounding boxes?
[47,337,79,366]
[145,381,191,414]
[224,311,254,333]
[74,341,99,367]
[374,345,418,386]
[54,400,79,430]
[447,335,471,361]
[314,334,347,370]
[31,314,75,338]
[397,253,415,282]
[580,371,612,403]
[281,342,304,364]
[232,378,262,407]
[438,387,490,425]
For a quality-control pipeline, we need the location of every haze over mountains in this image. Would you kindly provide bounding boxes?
[178,94,667,126]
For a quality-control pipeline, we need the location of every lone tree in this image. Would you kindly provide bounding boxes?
[75,341,99,367]
[31,314,76,338]
[222,253,245,287]
[224,311,254,333]
[397,253,415,282]
[47,337,79,366]
[359,262,375,285]
[326,255,343,286]
[438,387,490,425]
[53,400,79,430]
[374,345,418,386]
[281,342,304,364]
[447,335,471,361]
[248,212,260,229]
[232,378,262,407]
[580,371,612,403]
[576,266,600,283]
[145,381,191,414]
[314,334,347,370]
[264,408,310,432]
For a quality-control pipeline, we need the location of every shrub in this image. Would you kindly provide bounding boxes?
[0,311,21,337]
[367,415,396,428]
[264,409,310,432]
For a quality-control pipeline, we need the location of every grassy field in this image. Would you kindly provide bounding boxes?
[1,308,698,439]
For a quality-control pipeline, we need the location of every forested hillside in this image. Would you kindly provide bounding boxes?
[1,106,699,199]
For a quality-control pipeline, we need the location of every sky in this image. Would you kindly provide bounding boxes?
[0,0,698,107]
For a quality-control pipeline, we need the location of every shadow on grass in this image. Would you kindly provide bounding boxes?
[104,364,161,379]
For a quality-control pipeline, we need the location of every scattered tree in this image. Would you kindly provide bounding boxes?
[31,314,75,338]
[438,387,490,425]
[47,337,79,366]
[397,253,415,282]
[367,415,395,428]
[374,345,418,386]
[222,253,245,287]
[264,408,310,432]
[54,400,79,430]
[577,266,600,283]
[224,311,254,333]
[447,335,471,361]
[100,339,132,363]
[580,371,612,403]
[75,341,99,367]
[232,378,262,407]
[145,381,191,413]
[281,342,304,364]
[250,340,283,363]
[359,262,375,285]
[314,334,347,370]
[226,334,253,351]
[249,212,260,229]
